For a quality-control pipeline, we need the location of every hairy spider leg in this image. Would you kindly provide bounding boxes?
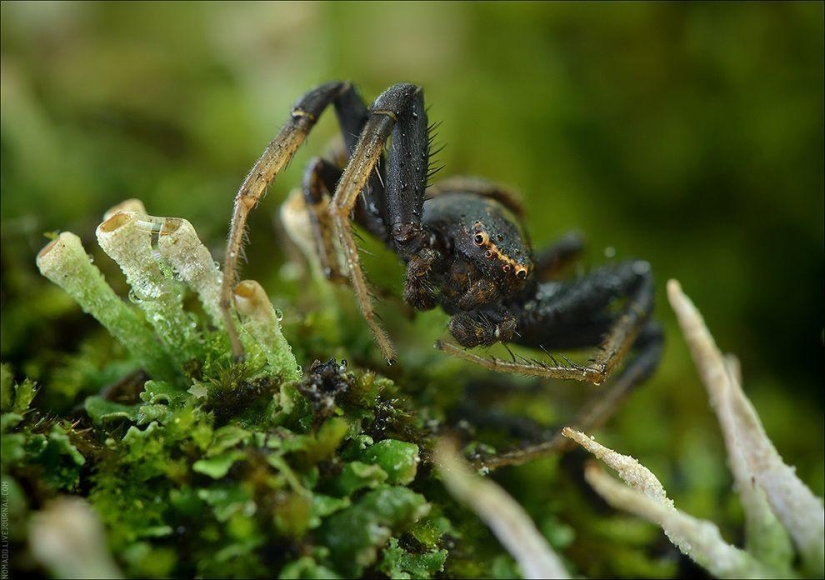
[328,83,430,364]
[301,148,400,284]
[471,319,664,470]
[437,259,657,384]
[301,158,346,282]
[222,81,377,360]
[584,262,657,379]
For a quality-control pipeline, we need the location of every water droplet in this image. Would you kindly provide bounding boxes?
[128,289,143,304]
[275,309,284,322]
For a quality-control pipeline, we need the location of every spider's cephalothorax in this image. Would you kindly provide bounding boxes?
[221,82,664,468]
[407,188,535,348]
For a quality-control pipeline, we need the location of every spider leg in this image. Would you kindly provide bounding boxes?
[301,157,346,282]
[436,339,608,382]
[222,82,373,360]
[470,320,664,470]
[328,83,429,364]
[296,156,413,308]
[586,262,656,379]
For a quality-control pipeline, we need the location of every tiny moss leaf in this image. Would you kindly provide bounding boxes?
[360,439,420,485]
[378,537,448,579]
[85,396,140,425]
[192,451,246,479]
[333,461,389,496]
[319,486,431,576]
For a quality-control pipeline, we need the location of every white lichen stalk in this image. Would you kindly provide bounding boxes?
[667,279,823,577]
[435,439,570,580]
[671,286,793,570]
[563,429,774,579]
[29,497,124,579]
[562,279,823,579]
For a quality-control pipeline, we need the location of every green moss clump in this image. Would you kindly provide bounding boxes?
[4,340,455,578]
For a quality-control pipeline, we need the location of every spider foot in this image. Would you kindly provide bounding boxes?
[435,339,607,383]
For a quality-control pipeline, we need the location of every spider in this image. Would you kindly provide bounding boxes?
[220,82,663,466]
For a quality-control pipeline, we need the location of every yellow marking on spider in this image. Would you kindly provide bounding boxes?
[471,221,531,279]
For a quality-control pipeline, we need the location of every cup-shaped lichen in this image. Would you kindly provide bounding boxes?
[38,201,300,386]
[36,232,176,381]
[96,211,201,369]
[154,216,224,328]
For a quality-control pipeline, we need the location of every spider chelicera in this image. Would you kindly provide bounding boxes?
[220,82,663,466]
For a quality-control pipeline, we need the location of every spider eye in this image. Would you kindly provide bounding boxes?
[473,233,485,246]
[502,264,511,273]
[516,268,527,280]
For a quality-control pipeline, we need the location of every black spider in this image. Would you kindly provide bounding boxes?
[220,82,663,467]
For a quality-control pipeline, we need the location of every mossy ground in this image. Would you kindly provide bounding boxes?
[2,254,684,578]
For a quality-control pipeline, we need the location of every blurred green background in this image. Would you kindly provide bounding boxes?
[2,0,822,527]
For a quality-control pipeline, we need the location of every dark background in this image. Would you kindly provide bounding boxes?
[2,1,822,523]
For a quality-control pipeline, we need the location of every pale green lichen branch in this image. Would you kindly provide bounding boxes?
[561,279,823,578]
[435,439,570,580]
[102,198,147,221]
[280,189,327,283]
[154,215,225,329]
[234,279,301,382]
[37,199,301,385]
[36,232,176,381]
[580,461,778,579]
[667,279,823,577]
[96,210,200,368]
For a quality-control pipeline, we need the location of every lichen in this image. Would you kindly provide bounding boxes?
[562,280,824,579]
